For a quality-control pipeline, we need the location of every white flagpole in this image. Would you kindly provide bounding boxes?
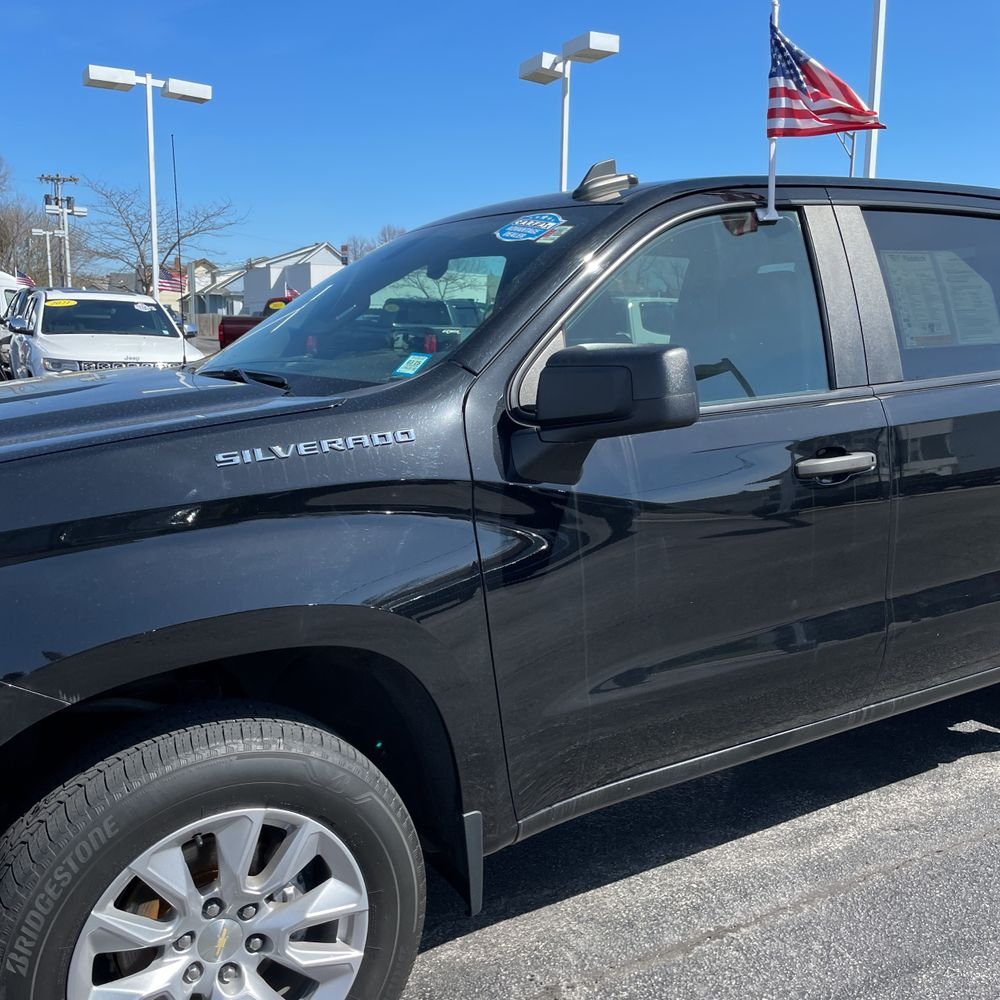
[759,0,781,221]
[863,0,887,177]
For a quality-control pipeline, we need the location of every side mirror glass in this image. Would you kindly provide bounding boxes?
[8,317,30,335]
[535,343,699,444]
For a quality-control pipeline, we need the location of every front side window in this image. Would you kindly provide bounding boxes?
[865,210,1000,380]
[203,208,612,393]
[40,298,178,337]
[524,210,829,408]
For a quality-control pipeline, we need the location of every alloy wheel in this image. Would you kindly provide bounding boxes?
[67,807,369,1000]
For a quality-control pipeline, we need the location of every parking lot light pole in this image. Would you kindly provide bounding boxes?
[863,0,888,178]
[519,32,620,192]
[83,65,212,301]
[29,228,58,286]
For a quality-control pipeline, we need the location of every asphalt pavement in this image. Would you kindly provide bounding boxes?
[405,686,1000,999]
[192,335,219,358]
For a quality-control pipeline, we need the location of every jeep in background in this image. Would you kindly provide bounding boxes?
[4,163,1000,999]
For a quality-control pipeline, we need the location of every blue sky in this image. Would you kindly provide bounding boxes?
[5,0,993,267]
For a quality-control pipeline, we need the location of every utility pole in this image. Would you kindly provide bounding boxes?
[38,174,87,286]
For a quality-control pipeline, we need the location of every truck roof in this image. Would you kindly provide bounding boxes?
[425,175,1000,229]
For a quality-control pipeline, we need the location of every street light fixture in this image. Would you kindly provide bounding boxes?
[519,31,620,192]
[83,64,212,300]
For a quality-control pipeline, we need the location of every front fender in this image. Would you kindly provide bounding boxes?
[0,366,518,851]
[1,488,519,851]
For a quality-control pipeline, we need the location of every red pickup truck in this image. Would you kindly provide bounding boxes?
[218,296,293,349]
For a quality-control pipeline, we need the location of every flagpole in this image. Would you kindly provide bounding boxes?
[170,133,187,366]
[759,0,781,221]
[863,0,887,177]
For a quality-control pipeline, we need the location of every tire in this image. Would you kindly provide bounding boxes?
[0,716,425,1000]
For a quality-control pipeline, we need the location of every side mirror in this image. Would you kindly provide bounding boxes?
[8,317,30,335]
[535,343,699,444]
[637,300,673,336]
[184,323,198,338]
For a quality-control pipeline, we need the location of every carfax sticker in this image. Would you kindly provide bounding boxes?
[45,299,77,307]
[393,353,432,377]
[495,212,565,242]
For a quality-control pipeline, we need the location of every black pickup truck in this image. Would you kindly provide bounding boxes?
[4,163,1000,999]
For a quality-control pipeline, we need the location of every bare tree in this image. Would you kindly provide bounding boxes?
[346,234,376,262]
[376,223,406,246]
[0,198,37,273]
[345,224,407,263]
[81,178,242,294]
[393,257,486,301]
[0,197,104,286]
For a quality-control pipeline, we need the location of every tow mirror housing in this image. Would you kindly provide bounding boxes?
[535,343,699,443]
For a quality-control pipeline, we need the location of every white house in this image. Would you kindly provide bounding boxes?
[241,243,346,314]
[189,267,245,316]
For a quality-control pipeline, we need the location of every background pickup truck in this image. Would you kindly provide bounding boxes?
[217,295,293,348]
[366,296,485,354]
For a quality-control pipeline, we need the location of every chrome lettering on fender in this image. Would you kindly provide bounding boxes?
[215,429,416,468]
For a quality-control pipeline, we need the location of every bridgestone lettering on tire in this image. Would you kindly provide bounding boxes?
[0,716,425,1000]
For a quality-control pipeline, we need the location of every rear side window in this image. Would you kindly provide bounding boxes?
[865,210,1000,380]
[545,210,829,407]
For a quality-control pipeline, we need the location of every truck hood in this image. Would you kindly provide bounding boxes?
[0,367,343,465]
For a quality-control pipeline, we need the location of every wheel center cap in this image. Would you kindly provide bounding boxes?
[198,918,243,963]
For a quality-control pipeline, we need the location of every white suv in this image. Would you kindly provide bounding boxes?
[7,289,203,379]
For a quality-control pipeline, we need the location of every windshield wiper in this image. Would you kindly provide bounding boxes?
[199,368,291,392]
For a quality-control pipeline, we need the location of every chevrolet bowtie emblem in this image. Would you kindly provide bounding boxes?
[214,925,230,960]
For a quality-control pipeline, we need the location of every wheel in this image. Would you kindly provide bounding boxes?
[0,716,425,1000]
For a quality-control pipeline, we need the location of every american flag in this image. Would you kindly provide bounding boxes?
[158,269,186,291]
[767,22,884,138]
[14,268,33,287]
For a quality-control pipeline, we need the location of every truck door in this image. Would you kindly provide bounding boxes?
[836,191,1000,701]
[465,194,891,825]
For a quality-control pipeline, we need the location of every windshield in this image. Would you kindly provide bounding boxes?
[202,208,609,392]
[40,298,179,337]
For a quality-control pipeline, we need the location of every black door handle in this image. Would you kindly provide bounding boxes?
[795,451,877,478]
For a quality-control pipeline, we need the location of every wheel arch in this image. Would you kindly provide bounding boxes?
[1,606,513,914]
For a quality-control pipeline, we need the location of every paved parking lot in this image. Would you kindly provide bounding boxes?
[193,335,219,358]
[405,687,1000,999]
